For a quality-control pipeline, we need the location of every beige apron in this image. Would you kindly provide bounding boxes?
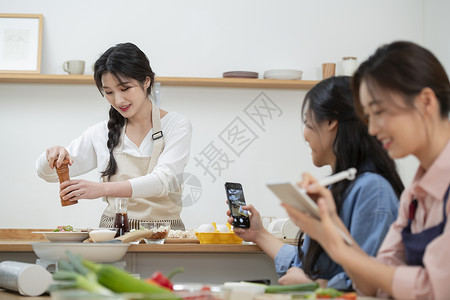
[99,102,185,230]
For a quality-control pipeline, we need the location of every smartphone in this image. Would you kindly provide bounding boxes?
[225,182,250,228]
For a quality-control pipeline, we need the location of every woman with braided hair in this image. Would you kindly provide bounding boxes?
[36,42,192,230]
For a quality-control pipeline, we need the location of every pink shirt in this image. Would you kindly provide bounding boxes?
[373,140,450,299]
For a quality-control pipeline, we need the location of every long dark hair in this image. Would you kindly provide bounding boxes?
[94,42,156,179]
[299,76,404,279]
[352,41,450,120]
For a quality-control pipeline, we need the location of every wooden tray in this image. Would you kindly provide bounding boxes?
[164,238,199,244]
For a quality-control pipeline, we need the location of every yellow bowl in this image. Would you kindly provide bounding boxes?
[195,232,243,244]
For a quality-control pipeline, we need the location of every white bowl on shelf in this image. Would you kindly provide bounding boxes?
[263,69,303,80]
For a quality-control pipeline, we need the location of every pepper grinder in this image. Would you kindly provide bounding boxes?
[54,159,78,207]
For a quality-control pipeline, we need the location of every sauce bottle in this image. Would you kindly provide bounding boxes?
[114,198,130,237]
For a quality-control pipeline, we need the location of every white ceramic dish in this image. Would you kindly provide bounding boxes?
[88,229,117,242]
[263,69,303,80]
[31,242,130,263]
[32,231,89,243]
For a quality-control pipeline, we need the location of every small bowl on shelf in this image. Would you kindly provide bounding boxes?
[263,69,303,80]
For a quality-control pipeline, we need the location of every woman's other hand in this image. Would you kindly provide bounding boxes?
[283,199,347,263]
[46,146,73,169]
[298,172,337,217]
[297,172,319,189]
[278,267,313,285]
[59,179,103,201]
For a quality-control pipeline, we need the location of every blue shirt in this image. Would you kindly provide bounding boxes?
[274,172,399,290]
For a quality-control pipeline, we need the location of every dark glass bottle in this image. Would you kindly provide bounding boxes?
[113,198,130,237]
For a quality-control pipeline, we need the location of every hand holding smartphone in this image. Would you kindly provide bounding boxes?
[225,182,250,228]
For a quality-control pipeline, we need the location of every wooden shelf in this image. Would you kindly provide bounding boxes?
[0,73,318,89]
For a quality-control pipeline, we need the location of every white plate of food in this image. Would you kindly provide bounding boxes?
[32,231,89,243]
[31,242,130,263]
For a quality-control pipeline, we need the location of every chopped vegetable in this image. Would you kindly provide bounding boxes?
[82,259,178,299]
[51,251,180,299]
[200,285,211,292]
[50,252,114,296]
[314,288,358,299]
[336,292,357,300]
[265,282,319,293]
[149,267,184,290]
[53,225,74,232]
[315,288,343,298]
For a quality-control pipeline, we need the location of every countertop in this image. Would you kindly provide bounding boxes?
[0,289,49,300]
[0,289,383,300]
[0,229,264,253]
[0,229,284,285]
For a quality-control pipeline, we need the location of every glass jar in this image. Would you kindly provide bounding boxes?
[342,57,357,76]
[113,198,130,237]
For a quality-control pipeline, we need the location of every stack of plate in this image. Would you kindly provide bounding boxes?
[223,71,258,79]
[263,69,303,80]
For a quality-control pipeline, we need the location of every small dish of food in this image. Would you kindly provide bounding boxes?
[88,228,117,243]
[140,222,171,244]
[33,231,89,243]
[33,225,89,243]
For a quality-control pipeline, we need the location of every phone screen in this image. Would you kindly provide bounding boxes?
[225,182,250,228]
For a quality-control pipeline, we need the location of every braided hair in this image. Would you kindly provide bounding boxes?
[93,43,155,179]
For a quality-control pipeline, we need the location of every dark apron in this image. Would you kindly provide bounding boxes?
[401,186,450,266]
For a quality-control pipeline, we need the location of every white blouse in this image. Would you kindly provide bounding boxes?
[36,112,192,198]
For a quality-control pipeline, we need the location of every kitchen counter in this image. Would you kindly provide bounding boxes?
[0,289,49,300]
[0,240,264,253]
[0,290,384,300]
[0,229,280,284]
[0,229,265,252]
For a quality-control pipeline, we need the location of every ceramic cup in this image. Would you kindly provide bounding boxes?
[342,57,358,76]
[63,60,85,75]
[322,63,336,79]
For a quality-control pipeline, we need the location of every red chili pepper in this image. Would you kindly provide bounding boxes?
[148,267,184,290]
[144,278,165,287]
[151,271,173,289]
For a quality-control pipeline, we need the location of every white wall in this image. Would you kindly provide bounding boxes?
[424,0,450,75]
[2,0,446,230]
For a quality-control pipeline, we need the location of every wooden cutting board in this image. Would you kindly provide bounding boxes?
[164,238,199,244]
